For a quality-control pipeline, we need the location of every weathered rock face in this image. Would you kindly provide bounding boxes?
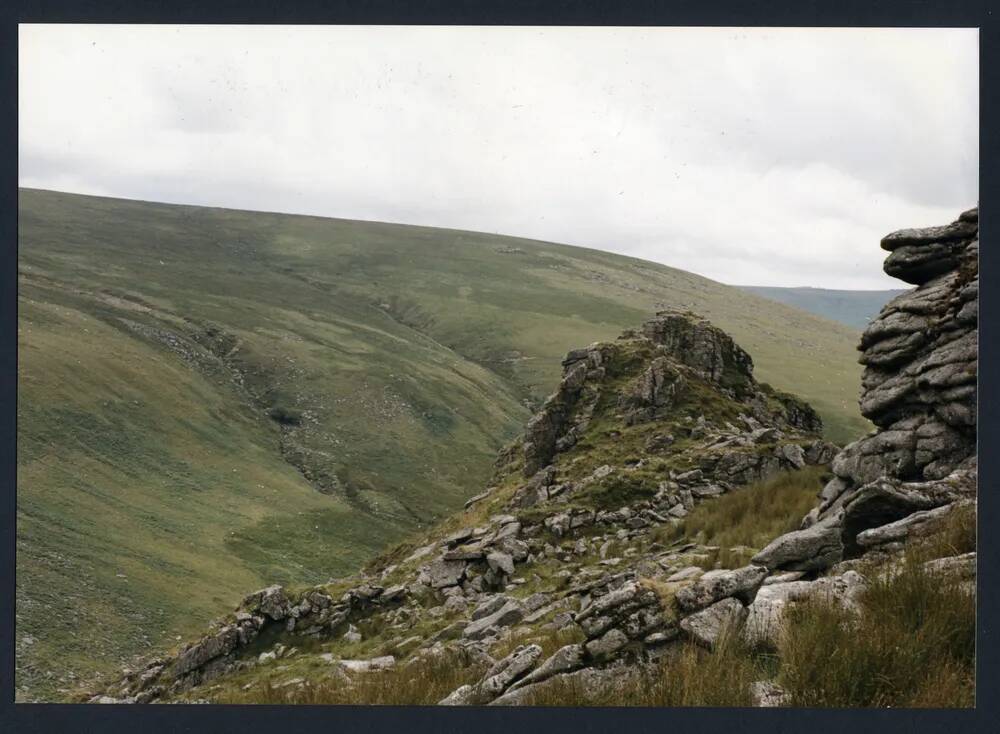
[880,213,978,286]
[440,644,543,705]
[835,208,977,493]
[618,356,685,426]
[772,207,978,567]
[675,565,767,612]
[743,571,866,648]
[752,513,845,571]
[519,310,827,478]
[522,356,595,476]
[679,597,747,649]
[641,311,754,388]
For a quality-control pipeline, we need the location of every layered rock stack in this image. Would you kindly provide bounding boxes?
[754,208,978,568]
[809,208,978,527]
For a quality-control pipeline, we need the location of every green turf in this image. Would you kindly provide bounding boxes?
[16,188,869,700]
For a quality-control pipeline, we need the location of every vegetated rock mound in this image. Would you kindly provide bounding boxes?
[520,310,825,479]
[90,210,976,707]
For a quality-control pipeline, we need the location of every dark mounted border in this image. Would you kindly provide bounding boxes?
[1,1,995,733]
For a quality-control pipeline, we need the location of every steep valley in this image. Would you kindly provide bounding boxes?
[17,188,871,700]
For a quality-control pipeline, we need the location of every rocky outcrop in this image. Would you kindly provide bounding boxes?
[95,579,409,702]
[679,597,747,649]
[522,353,598,475]
[519,310,828,477]
[618,356,685,425]
[743,571,866,647]
[752,513,845,571]
[675,565,767,612]
[880,213,978,285]
[440,644,543,705]
[759,207,977,572]
[855,499,973,550]
[641,311,753,388]
[833,209,977,492]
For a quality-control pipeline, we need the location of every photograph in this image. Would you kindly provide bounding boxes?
[15,23,978,708]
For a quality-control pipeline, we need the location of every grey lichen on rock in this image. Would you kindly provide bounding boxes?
[679,597,747,649]
[641,310,754,387]
[835,209,977,491]
[751,513,844,572]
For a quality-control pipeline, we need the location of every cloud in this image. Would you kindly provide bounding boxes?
[18,25,978,289]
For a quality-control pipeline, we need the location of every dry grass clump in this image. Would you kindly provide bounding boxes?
[217,647,485,705]
[521,632,763,707]
[656,466,827,558]
[488,625,586,661]
[778,547,975,707]
[913,501,976,561]
[628,634,762,707]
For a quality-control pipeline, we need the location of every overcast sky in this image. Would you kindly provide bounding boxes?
[19,25,978,288]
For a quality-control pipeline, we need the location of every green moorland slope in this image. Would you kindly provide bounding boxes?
[16,188,868,700]
[738,285,909,330]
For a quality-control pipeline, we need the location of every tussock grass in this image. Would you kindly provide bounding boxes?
[629,634,764,707]
[915,501,976,561]
[489,625,586,661]
[778,550,975,707]
[655,466,827,561]
[581,473,659,511]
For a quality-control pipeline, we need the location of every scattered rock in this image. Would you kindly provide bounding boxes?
[463,600,525,640]
[751,513,844,572]
[487,551,515,576]
[680,597,747,649]
[441,645,542,705]
[426,559,468,589]
[675,565,767,613]
[584,628,630,661]
[333,656,396,673]
[511,643,586,690]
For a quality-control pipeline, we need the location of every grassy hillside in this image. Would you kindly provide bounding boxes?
[738,286,908,330]
[16,188,868,700]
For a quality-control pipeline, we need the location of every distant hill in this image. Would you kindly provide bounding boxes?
[16,188,868,699]
[737,286,909,329]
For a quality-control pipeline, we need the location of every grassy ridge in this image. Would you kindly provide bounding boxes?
[17,188,869,700]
